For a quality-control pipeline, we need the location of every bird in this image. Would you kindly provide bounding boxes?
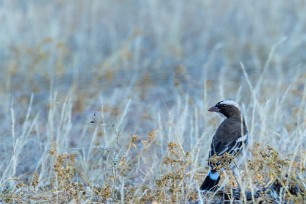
[200,100,248,191]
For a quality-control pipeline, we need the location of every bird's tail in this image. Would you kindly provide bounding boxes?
[200,170,220,191]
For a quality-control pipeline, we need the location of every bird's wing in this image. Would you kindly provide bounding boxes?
[209,120,248,158]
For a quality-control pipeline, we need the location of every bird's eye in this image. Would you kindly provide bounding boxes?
[219,104,226,108]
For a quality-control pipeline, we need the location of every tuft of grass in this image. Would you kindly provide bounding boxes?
[1,136,305,203]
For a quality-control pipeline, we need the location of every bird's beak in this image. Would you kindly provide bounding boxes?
[208,106,220,112]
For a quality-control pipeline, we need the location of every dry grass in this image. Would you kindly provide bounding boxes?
[1,139,305,203]
[0,0,306,203]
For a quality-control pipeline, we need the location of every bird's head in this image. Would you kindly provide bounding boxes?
[208,100,241,118]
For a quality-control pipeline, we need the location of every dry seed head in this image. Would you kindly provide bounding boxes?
[147,129,158,141]
[69,154,76,162]
[208,153,234,170]
[49,147,57,155]
[167,142,177,150]
[131,135,137,143]
[31,172,39,188]
[16,182,23,189]
[101,185,111,199]
[162,156,173,165]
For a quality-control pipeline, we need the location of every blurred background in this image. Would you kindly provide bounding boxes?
[1,0,305,102]
[0,0,305,187]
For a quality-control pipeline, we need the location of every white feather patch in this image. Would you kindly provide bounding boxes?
[220,100,240,110]
[237,133,248,142]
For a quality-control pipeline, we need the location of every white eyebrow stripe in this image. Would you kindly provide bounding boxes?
[220,100,240,110]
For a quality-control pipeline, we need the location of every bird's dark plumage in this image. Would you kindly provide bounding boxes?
[201,100,248,191]
[210,118,248,157]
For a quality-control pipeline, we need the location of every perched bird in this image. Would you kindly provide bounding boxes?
[200,100,248,191]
